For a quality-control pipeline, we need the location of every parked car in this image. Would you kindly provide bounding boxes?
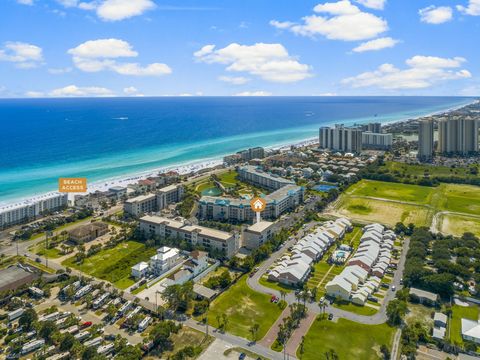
[239,353,246,360]
[328,313,333,320]
[391,285,396,291]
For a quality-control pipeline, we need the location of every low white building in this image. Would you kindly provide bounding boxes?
[131,261,150,279]
[462,318,480,344]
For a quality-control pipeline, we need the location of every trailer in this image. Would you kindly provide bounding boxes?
[117,300,132,316]
[46,352,70,360]
[74,331,91,342]
[21,339,45,355]
[84,336,103,348]
[93,292,110,309]
[138,316,151,332]
[60,325,79,335]
[97,343,114,355]
[38,311,61,322]
[74,284,92,300]
[8,308,25,322]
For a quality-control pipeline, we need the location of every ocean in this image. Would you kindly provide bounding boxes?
[0,96,473,204]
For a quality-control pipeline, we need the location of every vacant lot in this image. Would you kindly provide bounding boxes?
[439,184,480,215]
[62,241,156,289]
[335,196,431,227]
[348,180,434,204]
[202,276,283,339]
[439,213,480,238]
[300,317,395,360]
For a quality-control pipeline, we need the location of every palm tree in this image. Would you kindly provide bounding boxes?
[280,289,287,303]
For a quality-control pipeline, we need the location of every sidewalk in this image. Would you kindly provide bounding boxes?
[259,306,291,348]
[285,311,317,357]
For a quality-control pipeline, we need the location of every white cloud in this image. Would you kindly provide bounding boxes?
[48,67,73,74]
[354,0,386,10]
[96,0,155,21]
[68,38,138,58]
[17,0,34,5]
[218,76,250,85]
[50,85,114,97]
[123,86,144,96]
[68,39,171,76]
[25,91,45,97]
[270,0,388,41]
[419,6,453,24]
[0,42,43,68]
[352,37,399,52]
[55,0,155,21]
[318,92,338,96]
[234,91,272,96]
[457,0,480,15]
[342,55,471,90]
[194,43,312,83]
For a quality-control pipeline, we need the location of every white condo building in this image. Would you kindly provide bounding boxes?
[418,119,434,161]
[139,215,240,257]
[438,117,479,155]
[124,184,184,217]
[0,193,68,229]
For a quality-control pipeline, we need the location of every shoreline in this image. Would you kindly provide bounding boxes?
[0,98,476,209]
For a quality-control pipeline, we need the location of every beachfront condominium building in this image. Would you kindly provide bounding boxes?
[139,215,240,257]
[198,184,304,223]
[438,117,479,155]
[237,165,295,191]
[0,193,68,229]
[417,119,434,161]
[318,124,363,153]
[238,147,265,161]
[362,132,393,150]
[124,184,184,217]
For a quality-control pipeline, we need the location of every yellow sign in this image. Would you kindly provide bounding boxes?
[250,197,267,212]
[59,177,87,193]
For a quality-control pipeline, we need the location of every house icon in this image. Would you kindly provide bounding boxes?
[250,197,266,212]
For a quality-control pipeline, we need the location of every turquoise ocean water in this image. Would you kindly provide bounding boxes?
[0,96,474,204]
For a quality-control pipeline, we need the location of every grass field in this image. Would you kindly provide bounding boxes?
[300,317,395,360]
[30,243,63,259]
[450,305,479,346]
[259,276,295,293]
[348,179,434,204]
[439,184,480,215]
[159,326,214,359]
[336,196,432,227]
[439,213,480,237]
[201,276,283,339]
[385,161,477,179]
[62,241,156,288]
[332,300,379,316]
[333,180,480,232]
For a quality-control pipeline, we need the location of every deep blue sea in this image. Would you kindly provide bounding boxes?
[0,96,473,204]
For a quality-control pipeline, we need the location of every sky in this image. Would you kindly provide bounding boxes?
[0,0,479,97]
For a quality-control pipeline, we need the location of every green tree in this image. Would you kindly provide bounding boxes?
[19,308,37,330]
[386,299,407,325]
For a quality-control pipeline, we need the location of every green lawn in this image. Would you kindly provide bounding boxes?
[217,170,238,186]
[440,184,480,215]
[385,161,477,179]
[30,243,63,259]
[202,276,283,339]
[348,179,434,204]
[332,300,379,316]
[259,276,295,293]
[300,317,395,360]
[62,241,156,287]
[450,305,479,346]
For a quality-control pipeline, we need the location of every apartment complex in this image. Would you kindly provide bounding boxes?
[362,132,393,150]
[139,215,240,257]
[237,165,295,190]
[124,184,184,217]
[198,184,303,222]
[417,119,435,161]
[243,221,276,249]
[0,193,68,229]
[67,222,109,244]
[223,147,265,165]
[438,117,479,155]
[319,124,363,153]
